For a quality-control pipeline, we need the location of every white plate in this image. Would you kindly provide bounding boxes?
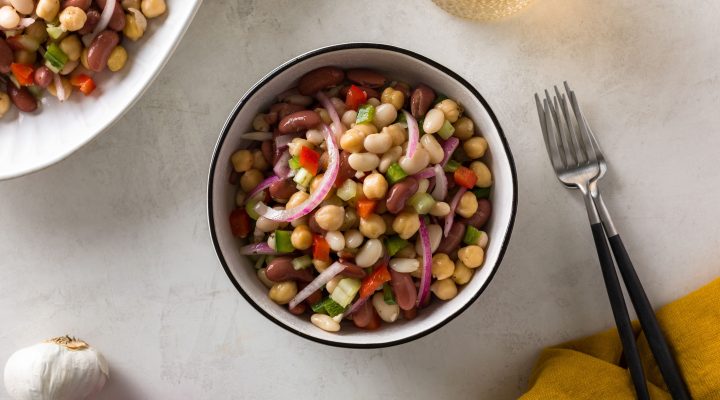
[0,0,203,180]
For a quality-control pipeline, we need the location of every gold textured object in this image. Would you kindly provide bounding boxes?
[432,0,535,21]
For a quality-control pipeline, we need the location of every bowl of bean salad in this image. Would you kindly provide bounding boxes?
[209,43,517,348]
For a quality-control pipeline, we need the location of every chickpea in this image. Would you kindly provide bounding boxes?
[432,253,455,280]
[380,87,405,110]
[434,99,461,123]
[0,92,10,118]
[463,137,488,159]
[359,213,386,239]
[313,259,330,273]
[429,201,451,217]
[340,128,365,153]
[80,48,90,69]
[0,6,19,29]
[59,6,87,31]
[458,245,484,269]
[354,123,377,136]
[452,260,474,285]
[314,205,344,231]
[392,211,420,240]
[456,191,478,218]
[47,77,73,98]
[289,225,312,250]
[123,11,146,41]
[288,138,314,157]
[453,117,474,140]
[230,149,253,172]
[141,0,166,18]
[122,0,141,10]
[257,268,274,288]
[240,169,263,193]
[362,172,388,199]
[269,281,297,305]
[383,124,406,146]
[106,46,128,72]
[286,190,309,210]
[470,161,492,188]
[58,35,82,62]
[36,0,60,21]
[431,279,458,300]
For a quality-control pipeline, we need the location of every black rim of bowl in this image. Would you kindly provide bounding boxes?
[208,42,519,349]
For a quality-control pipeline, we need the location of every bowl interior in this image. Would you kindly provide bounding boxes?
[209,44,516,347]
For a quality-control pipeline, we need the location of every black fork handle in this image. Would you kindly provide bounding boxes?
[608,234,691,400]
[591,223,650,400]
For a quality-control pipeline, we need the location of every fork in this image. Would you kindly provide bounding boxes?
[535,86,650,399]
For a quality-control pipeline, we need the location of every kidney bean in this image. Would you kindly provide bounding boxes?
[270,102,305,120]
[289,302,306,315]
[265,257,313,283]
[298,66,344,96]
[386,177,419,214]
[410,84,436,119]
[78,9,100,34]
[338,260,366,279]
[346,68,387,88]
[8,85,37,113]
[0,39,11,73]
[278,110,321,135]
[341,85,379,100]
[95,0,125,31]
[63,0,91,10]
[436,221,466,254]
[261,140,274,166]
[87,30,119,72]
[308,212,327,235]
[268,178,297,201]
[335,151,355,186]
[461,199,492,229]
[352,300,375,328]
[33,66,53,88]
[402,307,417,320]
[390,269,417,311]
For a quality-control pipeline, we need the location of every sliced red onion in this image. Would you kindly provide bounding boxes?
[431,164,447,201]
[316,91,344,142]
[416,218,432,307]
[441,137,459,166]
[53,73,66,102]
[275,132,303,149]
[413,167,435,179]
[239,242,278,256]
[240,132,273,141]
[444,187,467,237]
[82,0,115,46]
[248,175,280,200]
[273,151,291,179]
[289,261,345,309]
[345,295,369,316]
[404,110,419,158]
[255,124,339,222]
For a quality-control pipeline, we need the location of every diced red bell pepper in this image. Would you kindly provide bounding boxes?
[359,263,391,299]
[356,199,377,219]
[454,166,478,189]
[10,63,34,86]
[313,235,330,262]
[298,145,320,176]
[229,208,251,238]
[345,84,367,111]
[70,74,96,96]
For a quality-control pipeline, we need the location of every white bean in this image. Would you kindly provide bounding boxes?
[389,258,420,273]
[306,128,324,145]
[398,147,430,175]
[421,134,444,164]
[326,276,342,294]
[326,231,345,252]
[344,229,364,249]
[423,109,445,134]
[415,224,442,254]
[378,146,403,173]
[348,152,380,172]
[0,6,19,29]
[256,216,280,233]
[372,292,400,323]
[311,313,341,332]
[373,103,397,129]
[341,110,357,128]
[363,132,392,154]
[10,0,33,15]
[356,238,383,267]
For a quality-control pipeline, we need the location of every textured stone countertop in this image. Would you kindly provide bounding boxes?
[1,1,719,398]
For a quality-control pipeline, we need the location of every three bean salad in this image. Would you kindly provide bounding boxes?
[0,0,167,117]
[228,66,493,333]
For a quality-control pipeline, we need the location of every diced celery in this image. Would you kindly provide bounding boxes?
[330,278,361,307]
[46,25,65,40]
[44,43,68,73]
[293,167,313,187]
[312,297,345,317]
[274,230,294,253]
[385,236,408,257]
[383,284,396,305]
[385,162,408,184]
[444,160,460,173]
[288,155,301,170]
[463,226,482,246]
[356,103,375,124]
[394,111,407,124]
[336,179,357,201]
[472,186,491,199]
[437,120,455,140]
[292,255,312,270]
[245,199,260,220]
[409,192,435,215]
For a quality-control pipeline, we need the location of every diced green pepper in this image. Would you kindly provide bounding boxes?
[463,226,482,246]
[383,284,396,305]
[293,167,313,187]
[292,255,312,270]
[330,278,361,307]
[444,160,461,173]
[274,230,294,253]
[437,120,455,140]
[385,162,408,184]
[409,192,435,215]
[356,103,375,124]
[385,236,409,257]
[394,111,407,124]
[44,43,68,73]
[245,199,260,220]
[288,155,301,170]
[472,187,491,199]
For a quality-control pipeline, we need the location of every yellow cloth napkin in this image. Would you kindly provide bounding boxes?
[521,278,720,399]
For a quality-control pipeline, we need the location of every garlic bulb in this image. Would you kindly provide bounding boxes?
[3,336,109,400]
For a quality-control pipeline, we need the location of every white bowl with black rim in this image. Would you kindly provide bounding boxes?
[208,43,517,348]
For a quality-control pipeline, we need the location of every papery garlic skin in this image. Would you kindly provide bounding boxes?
[4,337,109,400]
